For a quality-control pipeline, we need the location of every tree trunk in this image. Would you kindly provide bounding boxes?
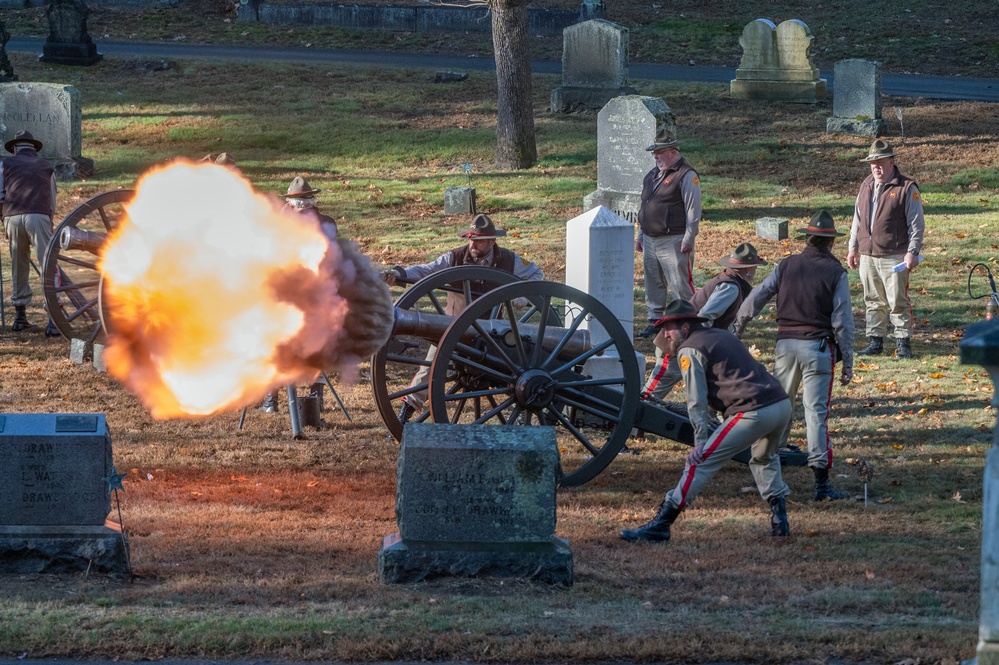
[490,0,537,169]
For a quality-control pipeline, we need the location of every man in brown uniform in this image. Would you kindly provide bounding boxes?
[734,211,854,500]
[642,242,766,402]
[635,128,700,338]
[847,138,924,359]
[0,130,59,335]
[620,300,793,544]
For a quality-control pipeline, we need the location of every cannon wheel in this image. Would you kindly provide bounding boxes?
[370,266,557,443]
[428,280,641,487]
[42,190,134,343]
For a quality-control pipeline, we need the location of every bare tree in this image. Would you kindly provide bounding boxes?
[489,0,537,169]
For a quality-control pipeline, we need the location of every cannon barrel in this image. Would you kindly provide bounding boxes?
[391,307,592,360]
[60,226,107,254]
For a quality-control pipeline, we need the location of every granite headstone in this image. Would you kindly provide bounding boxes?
[379,423,572,584]
[756,216,789,240]
[443,186,476,215]
[0,413,129,574]
[0,19,16,82]
[826,59,888,137]
[40,0,103,67]
[730,19,827,103]
[0,82,93,179]
[582,95,675,222]
[550,19,637,113]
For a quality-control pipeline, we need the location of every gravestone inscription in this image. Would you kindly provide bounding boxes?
[0,82,93,179]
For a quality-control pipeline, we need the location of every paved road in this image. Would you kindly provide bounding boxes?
[8,37,999,102]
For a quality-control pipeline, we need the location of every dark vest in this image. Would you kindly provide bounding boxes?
[444,244,517,316]
[637,157,695,237]
[690,270,752,330]
[2,150,55,218]
[775,246,846,341]
[680,327,788,418]
[854,169,918,257]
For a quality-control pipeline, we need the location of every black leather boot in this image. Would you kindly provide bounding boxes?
[636,319,658,340]
[44,319,60,338]
[813,466,849,501]
[895,337,913,359]
[768,496,790,537]
[857,336,884,356]
[620,501,682,543]
[11,305,36,332]
[258,392,279,414]
[397,401,415,424]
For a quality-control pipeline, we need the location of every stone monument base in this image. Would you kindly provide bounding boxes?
[756,217,789,240]
[53,156,95,181]
[582,189,639,224]
[443,186,476,215]
[730,78,827,103]
[0,521,129,575]
[550,85,638,114]
[40,41,103,67]
[825,116,888,138]
[378,533,573,585]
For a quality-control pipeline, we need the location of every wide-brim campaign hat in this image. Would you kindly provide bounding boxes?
[718,242,767,268]
[861,138,895,162]
[4,130,43,153]
[645,127,679,152]
[797,210,845,238]
[653,299,709,329]
[459,213,506,239]
[285,176,321,198]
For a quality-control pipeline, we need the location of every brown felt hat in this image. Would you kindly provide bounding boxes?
[718,242,767,268]
[4,130,42,153]
[459,214,506,239]
[645,127,679,152]
[285,176,321,199]
[653,299,709,329]
[861,138,895,162]
[797,210,845,238]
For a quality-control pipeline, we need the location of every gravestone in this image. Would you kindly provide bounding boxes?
[0,82,93,179]
[0,19,16,82]
[378,423,572,584]
[40,0,103,67]
[582,95,675,222]
[443,186,476,215]
[730,19,827,103]
[564,205,645,424]
[826,59,888,138]
[550,19,637,113]
[960,320,999,665]
[0,413,129,574]
[756,216,789,240]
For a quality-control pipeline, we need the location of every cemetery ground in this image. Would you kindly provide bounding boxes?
[1,50,998,663]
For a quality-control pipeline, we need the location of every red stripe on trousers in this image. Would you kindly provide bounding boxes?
[644,354,671,394]
[678,412,744,508]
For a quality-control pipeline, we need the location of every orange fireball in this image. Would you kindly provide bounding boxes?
[100,161,346,419]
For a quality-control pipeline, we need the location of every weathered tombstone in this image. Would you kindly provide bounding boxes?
[378,423,572,584]
[0,19,17,83]
[40,0,102,66]
[756,216,789,240]
[825,59,888,138]
[443,186,476,215]
[582,95,675,222]
[730,18,827,103]
[0,82,94,179]
[564,205,645,423]
[579,0,604,21]
[550,19,637,113]
[960,320,999,665]
[0,413,129,574]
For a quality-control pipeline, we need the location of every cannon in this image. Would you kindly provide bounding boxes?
[42,189,133,343]
[370,265,809,487]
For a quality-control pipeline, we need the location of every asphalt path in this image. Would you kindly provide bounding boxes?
[8,36,999,102]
